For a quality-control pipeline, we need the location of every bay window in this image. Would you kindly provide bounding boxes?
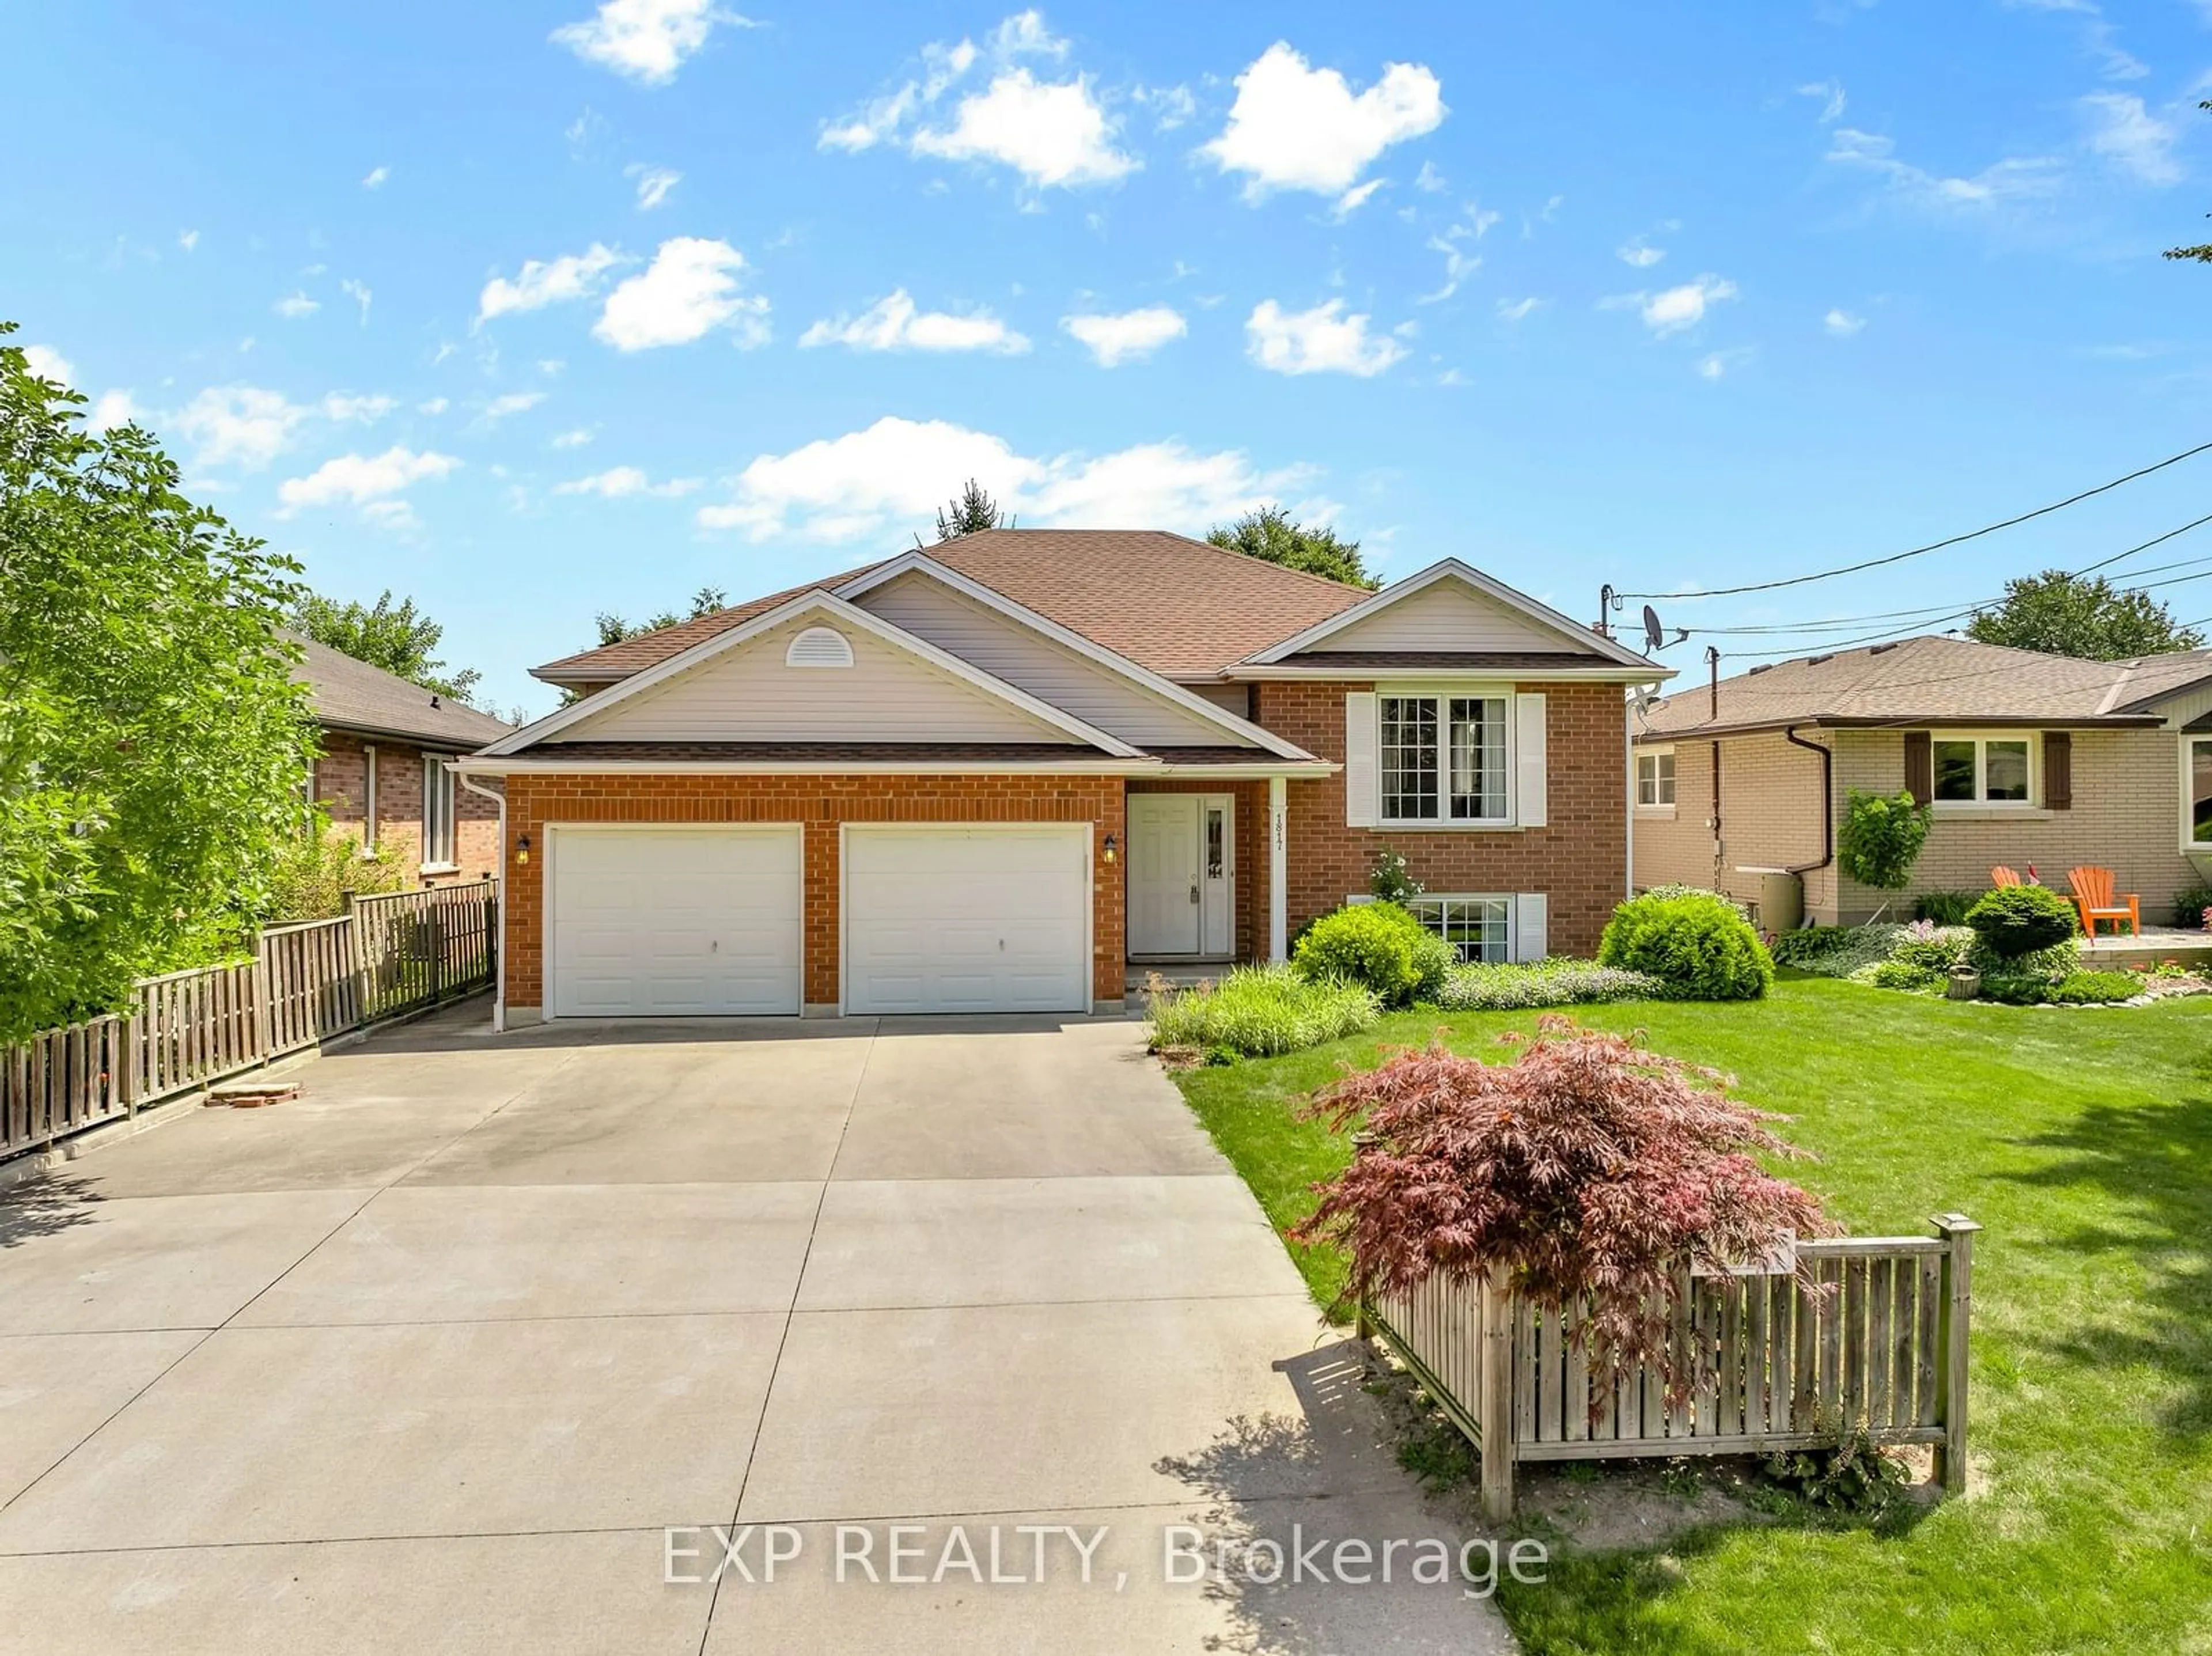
[1380,695,1509,824]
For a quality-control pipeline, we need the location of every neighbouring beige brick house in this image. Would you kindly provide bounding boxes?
[1632,635,2212,929]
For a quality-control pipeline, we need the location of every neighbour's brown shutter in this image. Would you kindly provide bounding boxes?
[1903,730,1933,804]
[2044,730,2072,810]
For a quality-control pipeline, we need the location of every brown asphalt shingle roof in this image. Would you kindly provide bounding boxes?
[291,636,513,749]
[529,529,1370,684]
[1638,633,2212,740]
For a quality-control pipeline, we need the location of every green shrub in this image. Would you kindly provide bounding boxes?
[1838,789,1933,893]
[1966,936,2077,983]
[1368,846,1423,905]
[1855,960,1944,994]
[1980,974,2053,1006]
[2048,969,2145,1005]
[1293,902,1452,1007]
[1433,958,1664,1011]
[2169,884,2212,929]
[1598,889,1774,1001]
[1146,964,1381,1056]
[1965,884,2080,958]
[1770,926,1855,967]
[264,818,412,922]
[1891,925,1972,973]
[1912,890,1980,926]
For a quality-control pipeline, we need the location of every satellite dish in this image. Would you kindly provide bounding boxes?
[1642,605,1665,653]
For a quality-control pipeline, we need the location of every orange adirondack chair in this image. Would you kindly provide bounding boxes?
[2067,866,2141,939]
[1990,866,2023,888]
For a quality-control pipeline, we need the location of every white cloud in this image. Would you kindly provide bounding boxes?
[2081,92,2180,184]
[1797,81,1847,123]
[1332,178,1387,218]
[1607,275,1739,335]
[274,291,319,320]
[177,229,199,252]
[800,289,1029,354]
[418,397,450,415]
[550,0,747,85]
[90,390,139,430]
[627,164,681,209]
[695,414,1311,542]
[476,244,627,324]
[322,392,397,422]
[276,446,458,514]
[1826,127,2062,206]
[1245,299,1406,377]
[913,68,1134,187]
[1416,213,1497,304]
[1199,41,1444,199]
[1414,160,1446,192]
[174,385,312,469]
[552,465,701,498]
[480,391,548,423]
[340,278,373,325]
[1133,82,1196,131]
[22,344,74,384]
[593,237,768,351]
[1616,237,1665,268]
[1062,305,1187,366]
[1824,308,1866,336]
[1695,347,1755,380]
[361,165,389,189]
[551,426,596,448]
[1495,297,1544,321]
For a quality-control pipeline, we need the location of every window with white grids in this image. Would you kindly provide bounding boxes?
[1379,695,1509,824]
[1405,895,1512,963]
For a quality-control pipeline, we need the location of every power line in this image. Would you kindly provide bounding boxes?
[1618,439,2212,601]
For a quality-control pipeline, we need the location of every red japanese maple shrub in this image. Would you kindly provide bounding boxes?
[1297,1015,1830,1402]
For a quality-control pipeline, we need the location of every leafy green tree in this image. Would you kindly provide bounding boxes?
[292,589,483,704]
[1206,506,1377,589]
[1965,570,2205,660]
[593,585,726,646]
[1,324,315,1041]
[925,478,1012,544]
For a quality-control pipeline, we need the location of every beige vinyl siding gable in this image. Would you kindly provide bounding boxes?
[853,570,1258,748]
[554,612,1082,746]
[1291,578,1569,657]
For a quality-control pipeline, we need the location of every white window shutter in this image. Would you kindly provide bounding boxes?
[1514,692,1548,828]
[1344,692,1378,828]
[1514,893,1548,962]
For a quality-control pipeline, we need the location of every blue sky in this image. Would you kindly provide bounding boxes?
[9,0,2212,714]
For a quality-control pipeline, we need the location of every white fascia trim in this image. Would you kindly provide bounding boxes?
[1226,663,1674,684]
[835,551,1321,763]
[453,757,1162,777]
[1153,762,1338,779]
[1243,558,1664,671]
[480,588,1142,760]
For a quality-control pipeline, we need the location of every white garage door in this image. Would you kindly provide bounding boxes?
[844,827,1089,1015]
[550,827,802,1017]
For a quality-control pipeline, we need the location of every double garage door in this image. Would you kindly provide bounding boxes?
[548,824,1089,1017]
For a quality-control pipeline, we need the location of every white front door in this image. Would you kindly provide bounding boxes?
[548,825,802,1017]
[1129,794,1235,957]
[843,826,1090,1014]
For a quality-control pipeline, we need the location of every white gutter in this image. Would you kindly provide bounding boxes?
[456,768,508,1033]
[1221,664,1676,684]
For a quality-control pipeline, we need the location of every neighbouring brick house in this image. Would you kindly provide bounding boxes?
[294,637,512,884]
[454,531,1669,1026]
[1632,634,2212,927]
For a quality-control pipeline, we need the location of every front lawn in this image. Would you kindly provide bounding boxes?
[1168,976,2212,1655]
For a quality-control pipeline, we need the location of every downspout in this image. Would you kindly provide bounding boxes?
[1782,725,1834,876]
[1623,709,1635,897]
[457,770,507,1033]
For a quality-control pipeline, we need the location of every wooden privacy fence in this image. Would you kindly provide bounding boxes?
[1,880,498,1165]
[1366,1217,1981,1521]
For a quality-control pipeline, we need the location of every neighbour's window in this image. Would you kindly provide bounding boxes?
[1404,895,1512,963]
[1932,734,2033,805]
[1380,695,1508,823]
[2190,737,2212,846]
[1636,748,1676,808]
[423,754,456,866]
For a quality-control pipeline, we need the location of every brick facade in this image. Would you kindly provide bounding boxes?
[313,731,501,884]
[1253,681,1629,957]
[502,772,1127,1013]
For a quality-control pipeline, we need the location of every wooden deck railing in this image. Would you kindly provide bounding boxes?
[1366,1217,1980,1520]
[0,880,498,1164]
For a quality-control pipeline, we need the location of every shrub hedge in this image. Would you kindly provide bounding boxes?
[1598,889,1774,1001]
[1965,884,2080,958]
[1433,958,1663,1011]
[1292,902,1454,1007]
[2048,970,2146,1005]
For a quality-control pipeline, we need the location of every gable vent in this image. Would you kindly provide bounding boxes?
[785,626,855,668]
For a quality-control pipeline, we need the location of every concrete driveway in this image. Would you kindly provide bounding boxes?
[0,1001,1512,1654]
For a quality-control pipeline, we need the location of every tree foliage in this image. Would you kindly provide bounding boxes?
[925,478,1012,543]
[2165,100,2212,263]
[1837,789,1934,893]
[1298,1019,1830,1404]
[1,324,315,1041]
[1965,570,2205,660]
[292,588,483,704]
[593,585,726,646]
[1206,506,1377,589]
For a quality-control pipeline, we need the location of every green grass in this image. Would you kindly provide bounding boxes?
[1168,976,2212,1655]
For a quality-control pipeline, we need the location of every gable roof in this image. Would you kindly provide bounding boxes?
[291,636,512,749]
[1638,633,2212,741]
[483,588,1143,760]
